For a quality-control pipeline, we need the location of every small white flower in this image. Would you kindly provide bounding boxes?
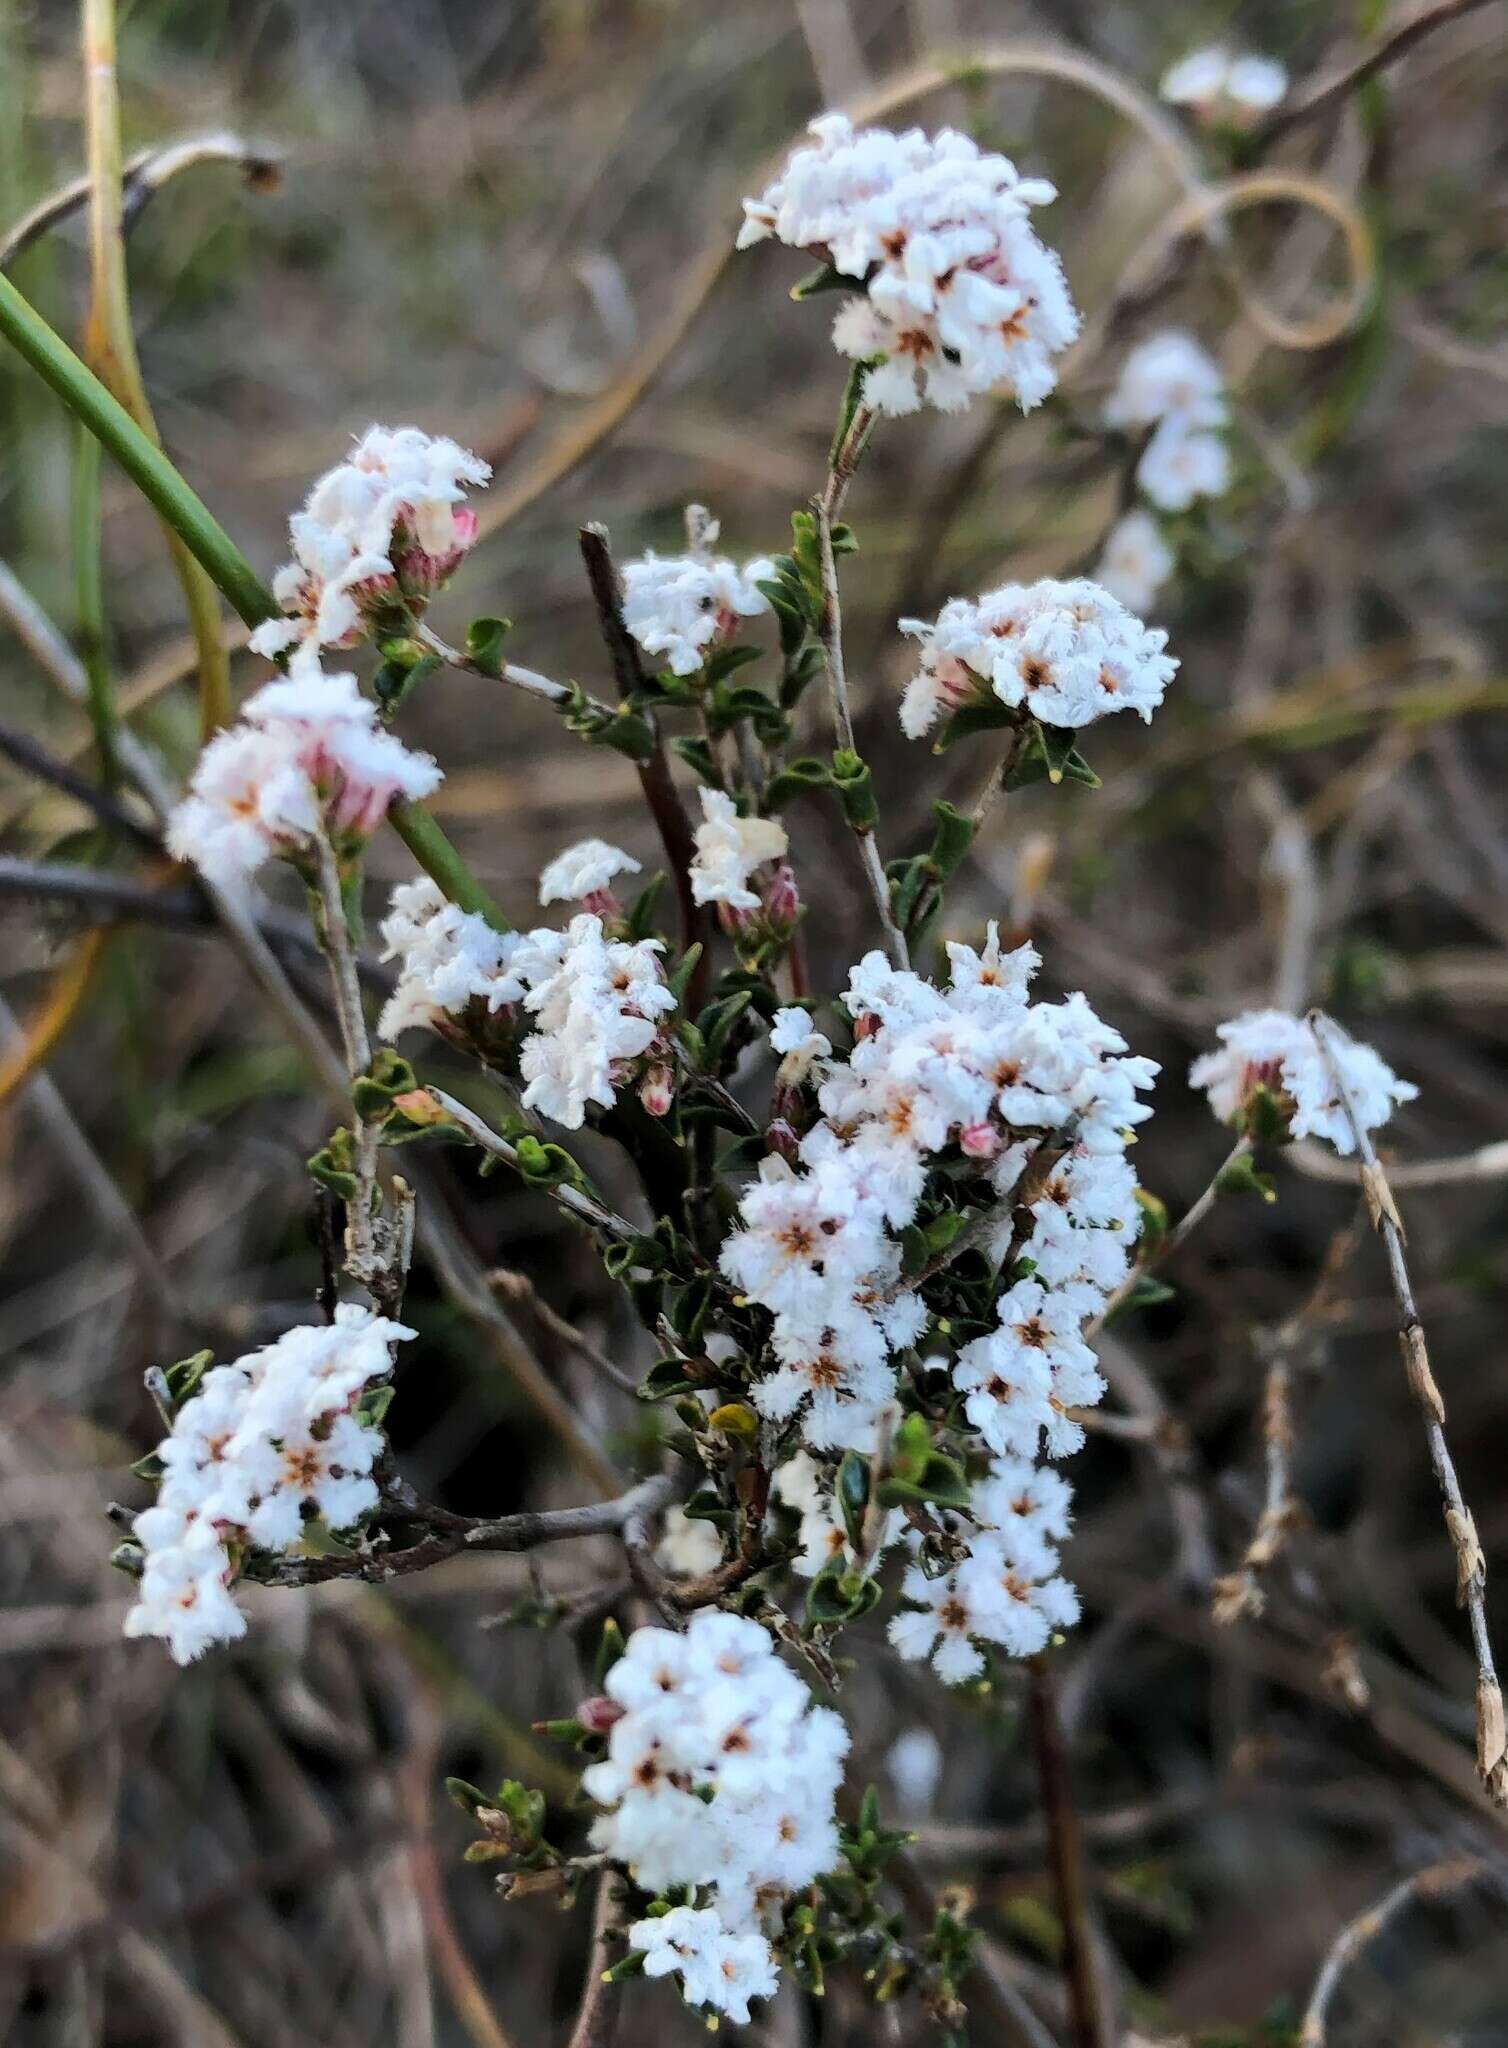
[1095,509,1174,614]
[538,838,641,906]
[1137,417,1231,513]
[1161,46,1287,126]
[690,788,789,910]
[1190,1010,1417,1155]
[1105,329,1227,434]
[621,533,773,677]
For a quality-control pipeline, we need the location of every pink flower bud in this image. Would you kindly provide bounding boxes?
[854,1013,881,1041]
[761,862,801,935]
[767,1118,800,1163]
[959,1120,1002,1160]
[577,1694,625,1734]
[580,887,620,919]
[717,900,757,938]
[640,1064,674,1118]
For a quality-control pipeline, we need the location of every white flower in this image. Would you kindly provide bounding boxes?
[538,838,641,906]
[741,114,1077,416]
[250,424,490,667]
[1137,417,1231,512]
[897,578,1178,736]
[1105,330,1227,433]
[655,1504,724,1578]
[377,879,526,1040]
[588,1612,847,1966]
[1190,1010,1417,1155]
[886,1726,943,1817]
[515,914,676,1129]
[123,1314,413,1663]
[690,788,789,910]
[1095,509,1174,614]
[167,667,440,889]
[1161,46,1287,124]
[620,534,773,677]
[631,1908,779,2026]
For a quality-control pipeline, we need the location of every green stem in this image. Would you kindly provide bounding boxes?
[70,421,118,788]
[388,801,509,929]
[0,265,276,629]
[0,269,505,926]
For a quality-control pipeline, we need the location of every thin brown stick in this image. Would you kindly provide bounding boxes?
[1091,1135,1254,1332]
[487,1270,638,1397]
[566,1869,625,2048]
[1297,1854,1483,2047]
[1027,1654,1109,2048]
[1309,1010,1507,1803]
[426,1088,637,1245]
[1258,0,1498,147]
[576,523,707,981]
[256,1471,675,1588]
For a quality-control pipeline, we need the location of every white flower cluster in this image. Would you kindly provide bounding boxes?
[898,576,1177,741]
[250,425,490,673]
[721,932,1155,1461]
[690,786,789,912]
[167,668,441,891]
[739,113,1078,416]
[1161,46,1288,127]
[587,1611,847,2023]
[621,526,773,677]
[1190,1010,1417,1156]
[378,874,677,1129]
[1104,329,1230,520]
[890,1456,1079,1681]
[124,1306,412,1664]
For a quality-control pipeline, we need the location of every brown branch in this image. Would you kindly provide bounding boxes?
[576,522,707,984]
[1027,1654,1109,2048]
[1309,1010,1507,1804]
[1297,1854,1483,2047]
[254,1471,676,1589]
[487,1269,639,1397]
[1257,0,1499,147]
[566,1869,625,2048]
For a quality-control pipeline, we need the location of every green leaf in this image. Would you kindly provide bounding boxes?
[626,871,667,942]
[766,755,833,809]
[163,1348,214,1407]
[792,262,856,301]
[463,616,512,677]
[1214,1152,1277,1203]
[703,643,763,687]
[830,747,878,831]
[373,647,440,715]
[352,1048,418,1120]
[926,799,976,882]
[670,735,720,785]
[667,944,704,1004]
[836,1451,870,1549]
[593,1617,626,1685]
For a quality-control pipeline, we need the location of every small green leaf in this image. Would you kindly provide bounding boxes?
[464,616,512,677]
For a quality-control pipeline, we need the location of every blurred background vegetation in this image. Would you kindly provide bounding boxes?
[2,1,1508,2043]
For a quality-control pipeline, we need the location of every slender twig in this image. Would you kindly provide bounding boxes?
[0,716,158,849]
[1090,1136,1254,1333]
[1211,1355,1298,1626]
[425,1088,637,1244]
[487,1269,639,1397]
[1297,1854,1483,2047]
[577,523,706,976]
[811,494,907,970]
[258,1472,676,1589]
[1287,1134,1508,1188]
[1309,1009,1507,1804]
[1257,0,1498,147]
[566,1869,625,2048]
[1027,1654,1109,2048]
[0,130,280,270]
[414,621,601,715]
[0,854,393,986]
[820,402,875,522]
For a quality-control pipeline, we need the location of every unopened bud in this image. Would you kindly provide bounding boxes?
[577,1693,626,1734]
[767,1117,800,1163]
[640,1064,674,1118]
[959,1121,1002,1160]
[761,862,801,936]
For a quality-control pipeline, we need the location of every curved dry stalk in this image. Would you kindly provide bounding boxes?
[1259,0,1500,147]
[1287,1135,1508,1188]
[1297,1854,1483,2047]
[1309,1010,1507,1804]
